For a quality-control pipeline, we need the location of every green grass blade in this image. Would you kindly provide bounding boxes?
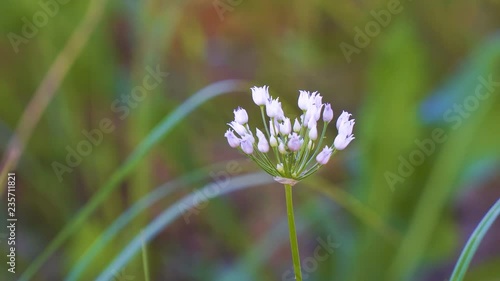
[449,198,500,281]
[95,172,272,281]
[19,80,248,281]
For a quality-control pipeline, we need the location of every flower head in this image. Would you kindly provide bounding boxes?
[225,86,355,183]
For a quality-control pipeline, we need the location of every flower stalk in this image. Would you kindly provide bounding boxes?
[224,85,355,278]
[285,183,302,281]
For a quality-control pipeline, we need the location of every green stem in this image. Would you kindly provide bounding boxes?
[285,184,302,281]
[141,230,151,281]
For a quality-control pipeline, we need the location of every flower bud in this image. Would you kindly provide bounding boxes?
[240,135,254,154]
[323,103,333,123]
[316,146,333,165]
[298,90,310,110]
[251,86,269,106]
[277,163,284,173]
[233,107,248,124]
[269,135,278,147]
[224,130,241,148]
[256,128,269,153]
[288,133,301,151]
[293,118,301,132]
[309,125,318,140]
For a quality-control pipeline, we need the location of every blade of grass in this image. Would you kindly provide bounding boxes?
[0,0,109,194]
[65,160,252,280]
[449,198,500,281]
[95,172,272,281]
[19,80,248,281]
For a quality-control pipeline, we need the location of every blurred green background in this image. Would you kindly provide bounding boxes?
[1,0,500,280]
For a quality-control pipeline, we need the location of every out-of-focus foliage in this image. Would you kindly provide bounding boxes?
[1,0,499,280]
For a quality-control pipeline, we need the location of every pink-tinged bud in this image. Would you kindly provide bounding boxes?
[233,107,248,124]
[334,133,355,150]
[224,130,241,148]
[251,86,269,106]
[240,135,254,154]
[293,118,301,132]
[316,146,333,165]
[323,103,333,123]
[288,133,301,151]
[279,118,292,135]
[256,128,269,153]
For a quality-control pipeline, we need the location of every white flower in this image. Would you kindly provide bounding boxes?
[293,118,301,132]
[338,119,355,136]
[334,133,355,150]
[298,91,310,110]
[288,133,301,151]
[269,135,278,147]
[323,103,333,123]
[336,111,352,130]
[233,107,248,124]
[316,146,333,165]
[251,86,269,106]
[256,128,269,153]
[228,121,247,136]
[224,130,241,148]
[279,118,292,135]
[266,97,284,120]
[240,134,254,154]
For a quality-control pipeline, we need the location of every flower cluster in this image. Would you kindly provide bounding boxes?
[225,86,355,184]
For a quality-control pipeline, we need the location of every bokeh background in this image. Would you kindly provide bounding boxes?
[1,0,500,280]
